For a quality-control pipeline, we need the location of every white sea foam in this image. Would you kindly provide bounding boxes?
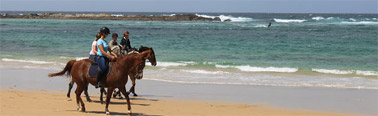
[75,57,87,61]
[349,18,357,22]
[312,16,325,20]
[180,69,229,75]
[274,18,307,23]
[162,14,176,16]
[111,14,123,17]
[235,65,298,73]
[215,64,233,68]
[254,24,268,28]
[327,17,334,19]
[341,21,378,25]
[356,70,378,76]
[157,62,187,67]
[1,58,54,64]
[312,69,353,75]
[195,14,253,22]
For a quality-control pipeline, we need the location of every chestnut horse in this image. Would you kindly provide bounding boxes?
[65,46,157,102]
[48,50,153,115]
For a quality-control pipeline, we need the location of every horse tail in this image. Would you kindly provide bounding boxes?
[48,60,76,77]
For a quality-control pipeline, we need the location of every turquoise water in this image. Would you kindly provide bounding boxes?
[1,13,377,89]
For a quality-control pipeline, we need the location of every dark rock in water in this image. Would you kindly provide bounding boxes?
[0,13,221,21]
[224,19,232,22]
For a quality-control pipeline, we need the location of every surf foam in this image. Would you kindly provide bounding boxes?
[235,65,298,73]
[195,14,253,22]
[274,18,307,23]
[1,58,54,64]
[312,16,325,21]
[180,69,229,75]
[312,69,353,75]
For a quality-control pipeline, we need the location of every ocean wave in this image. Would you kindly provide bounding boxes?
[312,69,353,75]
[341,21,378,25]
[215,64,233,68]
[355,70,378,76]
[1,58,54,64]
[312,69,378,76]
[274,18,307,23]
[157,62,188,67]
[312,16,325,21]
[195,14,253,22]
[180,69,229,75]
[254,24,268,28]
[235,66,298,72]
[111,14,123,17]
[143,78,378,89]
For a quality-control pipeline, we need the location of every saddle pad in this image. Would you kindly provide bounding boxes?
[88,62,111,78]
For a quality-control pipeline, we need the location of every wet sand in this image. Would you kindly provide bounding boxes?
[0,68,377,115]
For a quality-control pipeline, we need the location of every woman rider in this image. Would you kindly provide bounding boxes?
[96,27,117,88]
[89,33,101,61]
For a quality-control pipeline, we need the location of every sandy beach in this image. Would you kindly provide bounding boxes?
[0,68,376,116]
[1,89,364,116]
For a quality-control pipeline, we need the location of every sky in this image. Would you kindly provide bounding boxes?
[0,0,377,14]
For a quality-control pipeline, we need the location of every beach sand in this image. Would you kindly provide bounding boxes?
[0,90,360,116]
[0,68,376,116]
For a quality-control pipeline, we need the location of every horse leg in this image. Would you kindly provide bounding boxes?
[75,85,86,112]
[100,87,105,104]
[84,85,92,102]
[119,86,132,114]
[118,90,123,99]
[105,87,115,115]
[131,78,137,96]
[67,80,74,101]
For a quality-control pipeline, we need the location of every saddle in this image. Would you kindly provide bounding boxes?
[88,60,111,78]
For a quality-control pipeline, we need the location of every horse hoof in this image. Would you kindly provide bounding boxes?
[128,110,132,114]
[87,99,92,102]
[79,108,85,112]
[67,98,72,101]
[133,94,138,97]
[106,111,110,115]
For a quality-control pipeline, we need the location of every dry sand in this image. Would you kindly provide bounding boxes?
[0,89,362,116]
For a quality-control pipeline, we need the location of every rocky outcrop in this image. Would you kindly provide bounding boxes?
[0,13,221,21]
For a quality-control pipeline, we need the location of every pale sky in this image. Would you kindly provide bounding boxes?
[0,0,377,13]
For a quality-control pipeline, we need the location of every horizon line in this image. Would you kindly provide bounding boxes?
[1,10,377,15]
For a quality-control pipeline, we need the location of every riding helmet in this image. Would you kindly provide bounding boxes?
[100,27,110,34]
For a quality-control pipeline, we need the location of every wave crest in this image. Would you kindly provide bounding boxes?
[274,18,307,23]
[1,58,54,64]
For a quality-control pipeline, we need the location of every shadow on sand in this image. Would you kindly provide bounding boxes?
[66,110,161,116]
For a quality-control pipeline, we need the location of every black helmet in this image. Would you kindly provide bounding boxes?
[100,27,110,34]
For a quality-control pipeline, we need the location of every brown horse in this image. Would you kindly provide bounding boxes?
[65,46,157,103]
[48,50,154,115]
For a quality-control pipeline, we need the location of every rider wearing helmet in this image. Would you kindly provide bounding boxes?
[96,27,117,88]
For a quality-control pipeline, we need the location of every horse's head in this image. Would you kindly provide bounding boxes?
[128,50,153,80]
[138,46,157,66]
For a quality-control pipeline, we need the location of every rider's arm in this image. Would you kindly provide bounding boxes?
[98,45,114,59]
[92,44,97,54]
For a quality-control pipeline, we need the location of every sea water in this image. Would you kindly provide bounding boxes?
[0,12,377,89]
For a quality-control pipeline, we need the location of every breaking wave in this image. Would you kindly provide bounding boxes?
[274,18,307,23]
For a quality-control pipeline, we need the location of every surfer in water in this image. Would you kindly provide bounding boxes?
[267,21,272,28]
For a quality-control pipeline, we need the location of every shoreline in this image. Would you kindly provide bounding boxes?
[0,68,377,115]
